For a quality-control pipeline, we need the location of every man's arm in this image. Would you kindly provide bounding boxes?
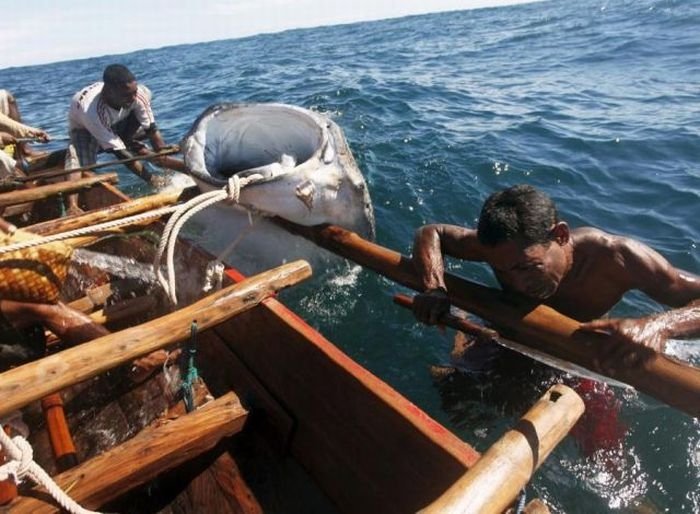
[581,237,700,350]
[146,125,167,152]
[411,224,484,324]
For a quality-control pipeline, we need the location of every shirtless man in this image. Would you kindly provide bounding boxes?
[65,64,171,212]
[411,184,700,365]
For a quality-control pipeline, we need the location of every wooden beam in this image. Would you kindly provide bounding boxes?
[419,384,584,514]
[277,221,700,418]
[26,188,195,236]
[0,174,118,208]
[0,260,311,418]
[9,392,247,513]
[18,147,180,184]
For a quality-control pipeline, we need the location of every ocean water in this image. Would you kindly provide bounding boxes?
[1,0,699,511]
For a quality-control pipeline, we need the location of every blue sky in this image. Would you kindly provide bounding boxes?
[1,0,540,69]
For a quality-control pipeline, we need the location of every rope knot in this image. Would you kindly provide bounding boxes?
[226,175,241,202]
[0,435,33,483]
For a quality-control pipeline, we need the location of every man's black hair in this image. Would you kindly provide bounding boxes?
[477,184,559,246]
[103,64,136,87]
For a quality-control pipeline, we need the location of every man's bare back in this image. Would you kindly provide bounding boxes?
[411,185,700,354]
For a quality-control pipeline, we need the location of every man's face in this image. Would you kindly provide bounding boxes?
[487,238,569,300]
[104,81,138,109]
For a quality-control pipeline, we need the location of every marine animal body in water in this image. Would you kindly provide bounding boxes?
[179,103,375,273]
[181,103,375,233]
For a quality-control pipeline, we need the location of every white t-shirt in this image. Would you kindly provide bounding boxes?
[68,82,155,151]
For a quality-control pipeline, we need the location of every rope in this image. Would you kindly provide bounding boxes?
[515,487,527,514]
[153,174,262,304]
[57,192,66,218]
[0,205,180,255]
[181,321,200,413]
[0,425,100,514]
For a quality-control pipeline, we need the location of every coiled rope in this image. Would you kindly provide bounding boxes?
[0,416,100,514]
[153,174,262,304]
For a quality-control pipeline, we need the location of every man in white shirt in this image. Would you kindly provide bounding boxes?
[65,64,170,212]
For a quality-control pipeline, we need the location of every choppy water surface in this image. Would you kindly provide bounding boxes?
[2,0,699,511]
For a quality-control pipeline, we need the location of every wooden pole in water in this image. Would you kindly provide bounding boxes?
[276,220,700,418]
[0,174,118,208]
[419,384,584,514]
[0,260,312,418]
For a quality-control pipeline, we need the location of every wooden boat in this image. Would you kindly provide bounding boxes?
[0,164,584,514]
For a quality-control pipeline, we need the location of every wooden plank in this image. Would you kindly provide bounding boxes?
[26,188,194,236]
[0,260,312,418]
[65,283,114,313]
[9,392,247,513]
[418,384,583,514]
[207,452,263,514]
[215,295,480,514]
[277,221,700,418]
[0,174,118,208]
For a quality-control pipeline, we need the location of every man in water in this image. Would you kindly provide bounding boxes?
[65,64,170,213]
[411,184,700,369]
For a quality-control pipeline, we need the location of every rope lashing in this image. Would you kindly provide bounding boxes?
[515,487,527,514]
[181,321,200,413]
[57,192,66,218]
[0,422,100,514]
[153,174,262,304]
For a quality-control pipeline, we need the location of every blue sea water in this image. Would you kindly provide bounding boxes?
[1,0,699,511]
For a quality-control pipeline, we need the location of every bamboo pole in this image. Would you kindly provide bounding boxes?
[18,147,180,183]
[0,260,311,418]
[9,392,247,514]
[419,384,584,514]
[26,187,195,236]
[394,293,498,341]
[276,220,700,418]
[0,174,118,208]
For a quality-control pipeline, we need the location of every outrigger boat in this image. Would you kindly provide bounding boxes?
[0,107,597,513]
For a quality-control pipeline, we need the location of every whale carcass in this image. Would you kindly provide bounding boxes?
[179,103,375,273]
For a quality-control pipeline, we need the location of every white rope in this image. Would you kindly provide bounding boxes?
[201,211,257,295]
[153,175,262,304]
[0,426,101,514]
[0,205,180,255]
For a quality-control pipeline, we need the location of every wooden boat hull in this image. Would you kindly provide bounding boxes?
[1,177,479,513]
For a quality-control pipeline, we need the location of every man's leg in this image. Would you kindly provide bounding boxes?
[64,129,99,214]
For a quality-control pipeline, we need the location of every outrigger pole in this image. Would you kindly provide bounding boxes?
[275,219,700,419]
